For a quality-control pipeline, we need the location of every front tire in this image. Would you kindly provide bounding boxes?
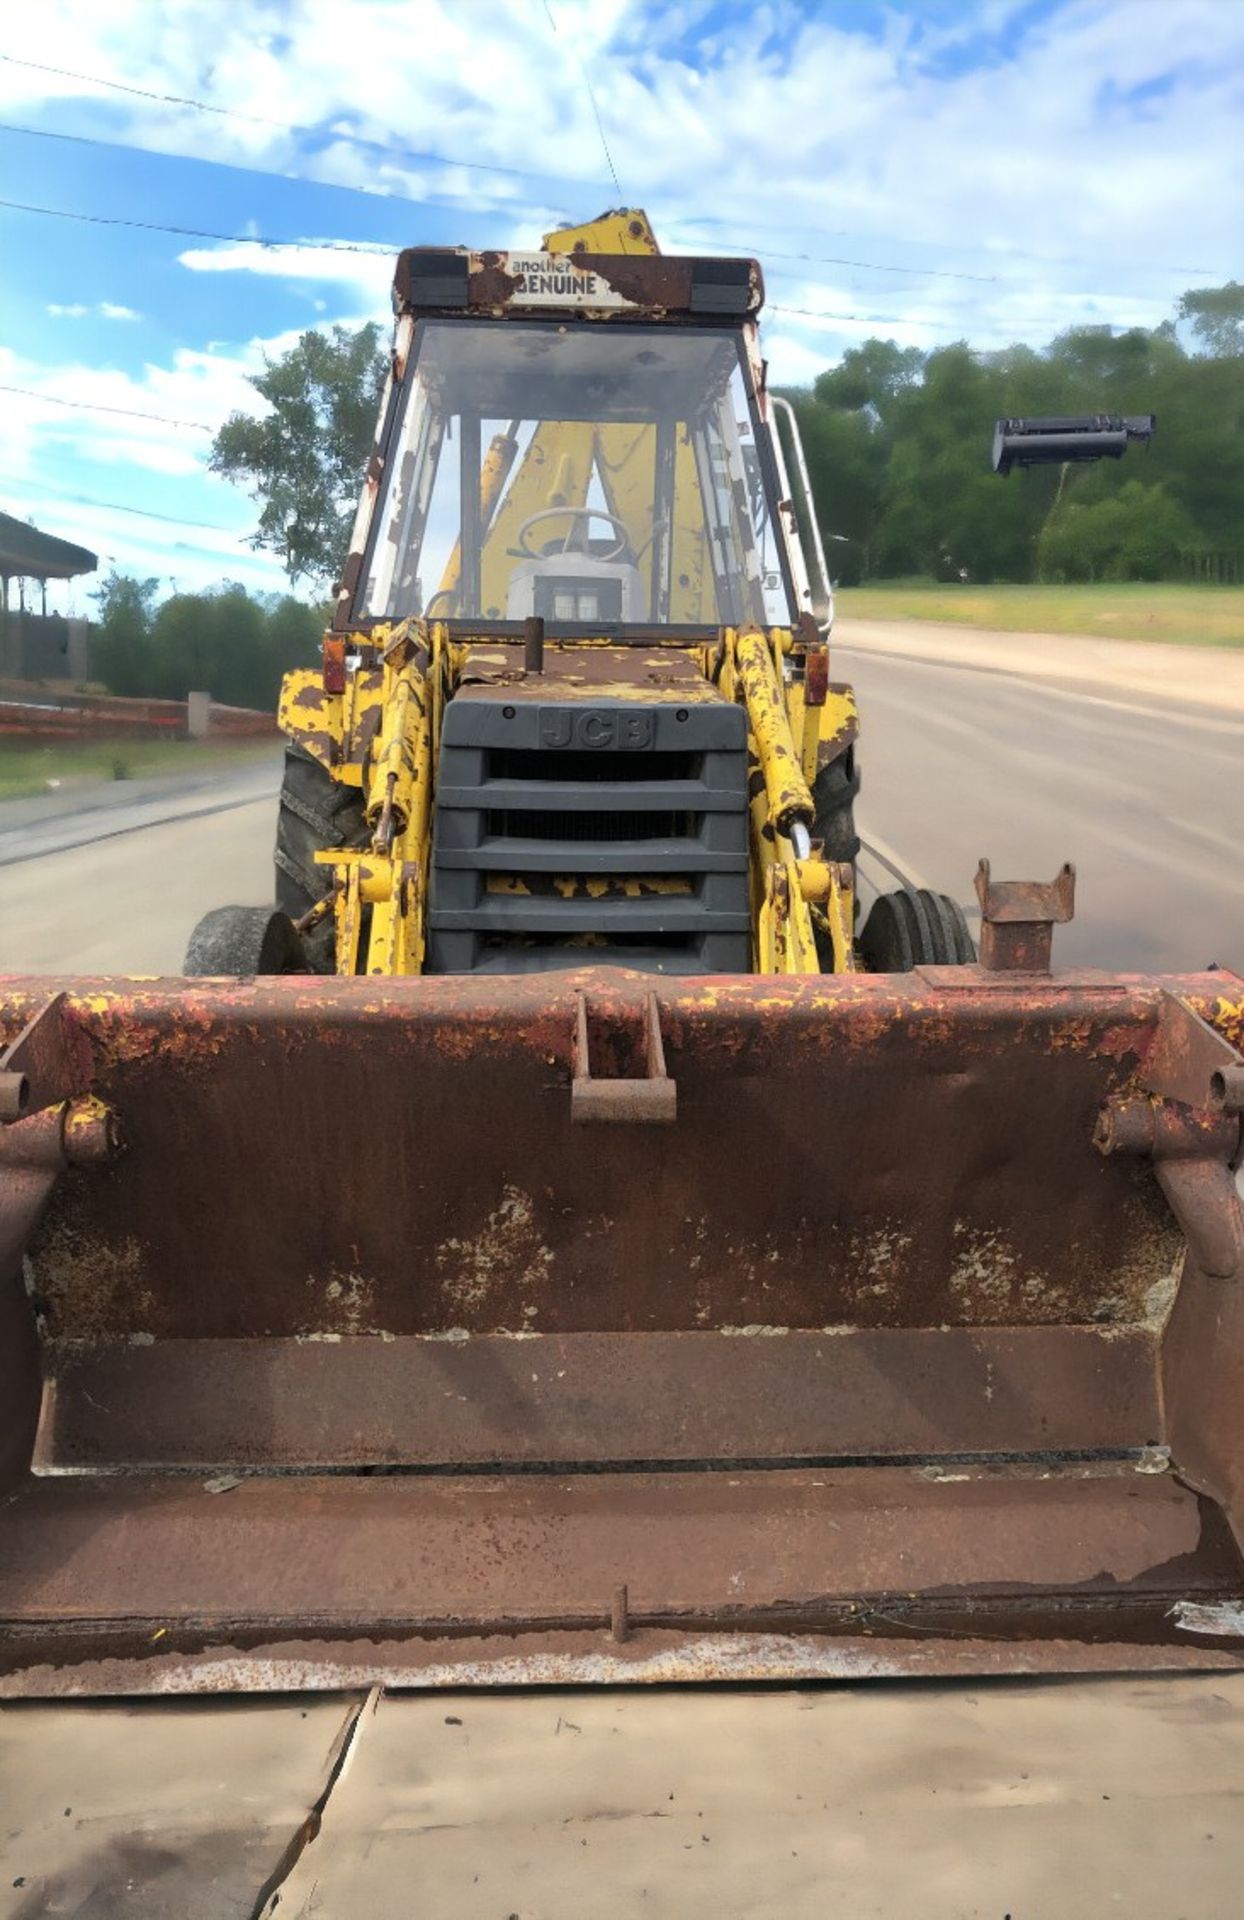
[184,907,308,976]
[273,743,368,972]
[811,747,860,864]
[811,749,860,970]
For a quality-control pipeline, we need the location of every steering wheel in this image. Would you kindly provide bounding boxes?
[513,506,631,561]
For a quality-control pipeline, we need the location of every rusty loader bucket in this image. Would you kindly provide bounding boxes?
[2,933,1243,1693]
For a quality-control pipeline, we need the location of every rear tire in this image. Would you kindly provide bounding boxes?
[274,743,368,972]
[858,888,977,972]
[184,907,308,976]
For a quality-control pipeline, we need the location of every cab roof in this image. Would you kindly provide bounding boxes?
[392,247,764,322]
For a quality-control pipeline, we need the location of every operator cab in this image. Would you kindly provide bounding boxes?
[348,248,815,635]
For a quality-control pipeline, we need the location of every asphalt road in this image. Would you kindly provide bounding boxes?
[841,632,1244,974]
[0,753,279,974]
[0,626,1238,976]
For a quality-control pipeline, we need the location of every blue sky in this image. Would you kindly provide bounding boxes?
[1,0,1240,604]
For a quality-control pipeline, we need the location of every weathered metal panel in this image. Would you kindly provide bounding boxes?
[36,1326,1163,1473]
[0,971,1207,1344]
[1,966,1241,1694]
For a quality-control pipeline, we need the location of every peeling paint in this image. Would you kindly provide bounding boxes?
[435,1185,555,1318]
[1172,1600,1244,1638]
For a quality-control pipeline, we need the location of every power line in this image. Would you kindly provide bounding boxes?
[10,475,235,531]
[2,47,1232,287]
[670,224,1231,282]
[0,192,393,257]
[0,193,1176,339]
[751,245,996,285]
[0,119,455,229]
[769,301,1160,333]
[0,108,998,288]
[0,176,1061,307]
[0,48,608,188]
[6,116,1218,302]
[541,2,623,200]
[0,382,214,432]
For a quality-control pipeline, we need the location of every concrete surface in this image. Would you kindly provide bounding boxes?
[268,1680,1244,1919]
[0,1695,357,1918]
[4,1680,1242,1917]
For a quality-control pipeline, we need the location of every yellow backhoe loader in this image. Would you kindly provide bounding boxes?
[191,207,944,985]
[1,213,1242,1696]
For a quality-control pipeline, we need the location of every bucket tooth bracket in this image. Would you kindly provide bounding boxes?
[1095,993,1244,1281]
[0,995,119,1277]
[572,991,676,1125]
[974,859,1075,973]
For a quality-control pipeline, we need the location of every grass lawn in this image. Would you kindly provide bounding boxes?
[0,736,276,802]
[834,581,1244,647]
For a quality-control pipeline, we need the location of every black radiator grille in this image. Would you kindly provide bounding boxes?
[486,747,702,784]
[428,694,752,976]
[485,807,699,843]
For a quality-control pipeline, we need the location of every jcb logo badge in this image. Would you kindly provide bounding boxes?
[540,709,654,751]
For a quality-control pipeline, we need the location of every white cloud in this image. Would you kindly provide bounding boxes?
[0,325,328,594]
[5,0,1241,573]
[47,302,141,321]
[8,0,1239,358]
[176,240,393,314]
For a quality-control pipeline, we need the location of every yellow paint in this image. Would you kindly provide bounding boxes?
[543,210,660,257]
[732,627,815,833]
[819,685,859,763]
[433,425,520,614]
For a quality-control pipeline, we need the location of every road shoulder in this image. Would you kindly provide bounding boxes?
[834,617,1244,718]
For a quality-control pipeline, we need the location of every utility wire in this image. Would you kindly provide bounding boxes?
[541,3,623,200]
[4,117,1219,297]
[0,197,1166,337]
[6,118,1199,308]
[0,187,997,297]
[4,47,1231,283]
[0,48,608,187]
[0,382,214,432]
[754,245,996,284]
[9,475,235,530]
[769,301,1158,331]
[670,224,1230,281]
[0,179,1097,305]
[0,192,393,256]
[0,119,463,228]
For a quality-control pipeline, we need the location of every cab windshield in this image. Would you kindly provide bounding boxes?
[357,319,793,628]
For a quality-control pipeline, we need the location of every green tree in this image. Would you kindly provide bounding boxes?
[210,324,387,587]
[150,585,269,705]
[1038,481,1199,582]
[784,277,1242,586]
[89,570,159,695]
[1178,282,1244,358]
[89,577,321,709]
